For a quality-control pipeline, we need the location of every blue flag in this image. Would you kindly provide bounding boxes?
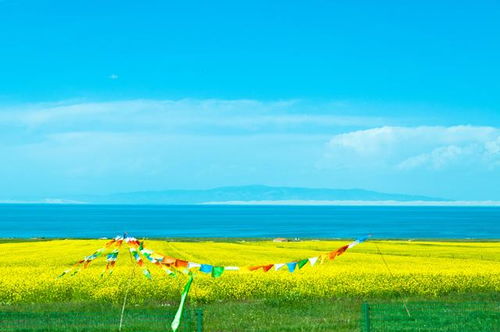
[200,264,213,273]
[286,262,297,272]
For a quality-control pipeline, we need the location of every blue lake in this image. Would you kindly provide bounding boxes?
[0,204,499,239]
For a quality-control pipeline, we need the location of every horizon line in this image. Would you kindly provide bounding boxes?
[1,199,500,207]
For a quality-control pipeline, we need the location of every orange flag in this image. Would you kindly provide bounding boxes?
[328,245,349,260]
[175,259,189,268]
[248,265,263,271]
[163,256,176,265]
[249,264,274,272]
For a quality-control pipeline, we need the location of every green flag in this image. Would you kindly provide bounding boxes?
[297,258,309,269]
[171,274,194,332]
[143,268,152,279]
[211,266,224,278]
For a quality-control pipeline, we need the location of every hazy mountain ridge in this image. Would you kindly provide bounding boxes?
[67,185,446,204]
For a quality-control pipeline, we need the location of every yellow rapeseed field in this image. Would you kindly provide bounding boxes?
[0,239,498,304]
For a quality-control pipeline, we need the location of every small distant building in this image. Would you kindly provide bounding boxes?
[273,238,289,242]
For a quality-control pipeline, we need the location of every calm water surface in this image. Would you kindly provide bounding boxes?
[0,204,498,239]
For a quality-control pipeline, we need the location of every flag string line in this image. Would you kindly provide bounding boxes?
[118,248,137,331]
[374,242,412,318]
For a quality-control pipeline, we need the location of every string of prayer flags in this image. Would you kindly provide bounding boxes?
[101,249,120,276]
[236,236,369,275]
[59,235,370,281]
[58,243,110,278]
[107,249,119,262]
[83,248,104,268]
[139,248,155,262]
[126,237,141,248]
[130,248,144,266]
[129,246,155,279]
[59,235,189,281]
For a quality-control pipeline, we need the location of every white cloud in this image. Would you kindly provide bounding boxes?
[324,126,500,170]
[0,99,384,135]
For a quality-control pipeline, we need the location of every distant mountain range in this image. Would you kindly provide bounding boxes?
[59,185,446,204]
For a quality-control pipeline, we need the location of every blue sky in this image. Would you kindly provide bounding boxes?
[0,1,499,200]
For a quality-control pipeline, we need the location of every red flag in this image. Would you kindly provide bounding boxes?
[336,245,349,256]
[262,264,274,272]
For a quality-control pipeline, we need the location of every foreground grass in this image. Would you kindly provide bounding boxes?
[1,294,498,331]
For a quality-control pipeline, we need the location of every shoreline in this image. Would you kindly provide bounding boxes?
[2,201,500,206]
[0,237,499,243]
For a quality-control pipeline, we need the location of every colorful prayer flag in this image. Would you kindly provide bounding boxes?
[188,262,201,269]
[248,265,262,271]
[337,245,349,256]
[286,262,297,272]
[308,257,318,266]
[212,266,224,278]
[297,258,308,269]
[274,263,285,271]
[200,264,213,273]
[262,264,274,272]
[175,259,189,268]
[143,269,152,279]
[224,266,240,271]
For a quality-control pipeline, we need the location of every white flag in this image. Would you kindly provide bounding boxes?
[308,257,318,266]
[225,266,240,271]
[348,240,359,249]
[274,263,285,271]
[187,262,201,269]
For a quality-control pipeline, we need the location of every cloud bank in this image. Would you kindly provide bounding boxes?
[325,126,500,171]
